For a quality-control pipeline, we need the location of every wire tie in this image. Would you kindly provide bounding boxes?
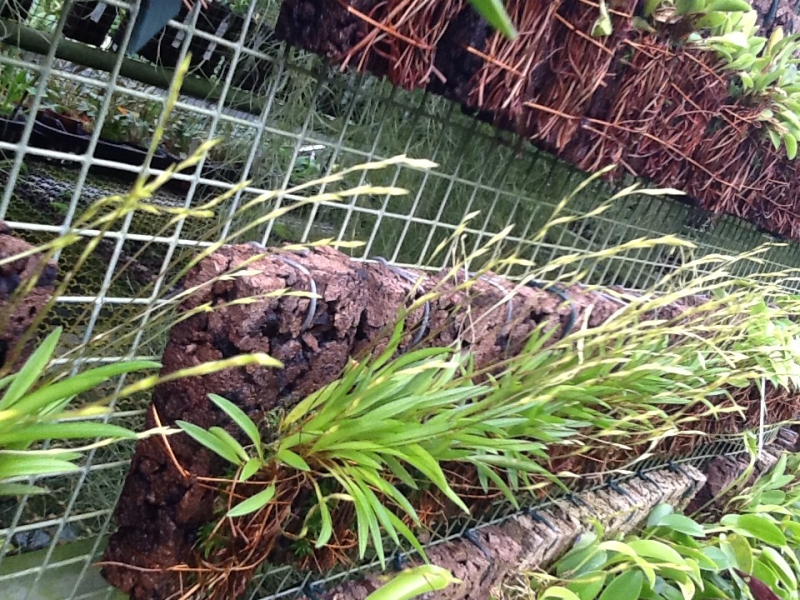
[666,461,698,498]
[462,268,514,351]
[375,257,419,286]
[303,580,325,600]
[278,255,317,331]
[526,279,577,339]
[595,290,628,306]
[568,492,599,517]
[464,528,493,562]
[607,480,634,502]
[527,508,557,532]
[766,0,780,27]
[667,461,689,478]
[462,268,514,326]
[566,493,588,508]
[636,471,657,485]
[681,478,699,501]
[375,257,430,349]
[392,552,410,571]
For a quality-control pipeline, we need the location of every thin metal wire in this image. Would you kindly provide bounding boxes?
[0,2,799,599]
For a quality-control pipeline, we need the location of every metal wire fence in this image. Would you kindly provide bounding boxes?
[0,1,798,599]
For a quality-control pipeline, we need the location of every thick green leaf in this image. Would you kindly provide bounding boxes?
[657,514,706,537]
[600,540,656,588]
[311,480,333,549]
[469,453,550,477]
[341,476,377,561]
[702,546,733,570]
[785,133,798,160]
[474,463,517,506]
[750,558,781,593]
[0,373,15,394]
[627,540,687,567]
[724,533,753,574]
[331,449,383,470]
[359,480,401,557]
[239,457,262,482]
[208,394,262,459]
[226,483,276,518]
[557,545,607,578]
[658,565,690,585]
[382,454,418,490]
[386,511,427,561]
[721,514,787,547]
[468,0,517,40]
[176,421,242,466]
[592,0,613,37]
[541,588,582,600]
[675,0,705,15]
[707,0,755,11]
[761,546,797,590]
[0,422,135,446]
[364,565,459,600]
[566,571,607,600]
[0,482,49,496]
[405,444,469,514]
[598,570,643,600]
[647,503,674,528]
[0,454,80,480]
[643,0,660,17]
[351,465,421,529]
[0,328,61,411]
[759,490,787,505]
[675,544,723,572]
[209,427,250,463]
[11,360,161,417]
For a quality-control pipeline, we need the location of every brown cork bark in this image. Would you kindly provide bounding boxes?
[98,244,767,599]
[315,429,800,600]
[313,465,706,600]
[272,1,800,242]
[686,427,799,518]
[101,244,657,599]
[0,221,57,371]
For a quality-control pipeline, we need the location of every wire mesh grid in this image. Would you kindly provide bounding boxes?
[0,1,798,598]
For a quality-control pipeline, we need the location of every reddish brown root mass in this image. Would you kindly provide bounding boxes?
[102,245,800,599]
[275,0,800,241]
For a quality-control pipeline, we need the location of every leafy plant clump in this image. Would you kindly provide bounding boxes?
[0,327,160,496]
[522,451,800,600]
[163,231,800,598]
[591,0,800,159]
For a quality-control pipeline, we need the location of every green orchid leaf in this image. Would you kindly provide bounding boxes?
[468,0,517,40]
[226,483,276,518]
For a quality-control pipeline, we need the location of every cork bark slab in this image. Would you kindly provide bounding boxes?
[102,244,663,598]
[686,427,799,517]
[0,221,57,371]
[315,430,799,600]
[99,244,760,599]
[314,465,706,600]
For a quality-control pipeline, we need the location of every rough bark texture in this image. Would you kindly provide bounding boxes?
[103,244,634,599]
[312,429,800,600]
[273,0,800,241]
[275,0,387,73]
[313,465,706,600]
[686,427,799,517]
[100,244,785,599]
[0,221,57,370]
[751,0,800,34]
